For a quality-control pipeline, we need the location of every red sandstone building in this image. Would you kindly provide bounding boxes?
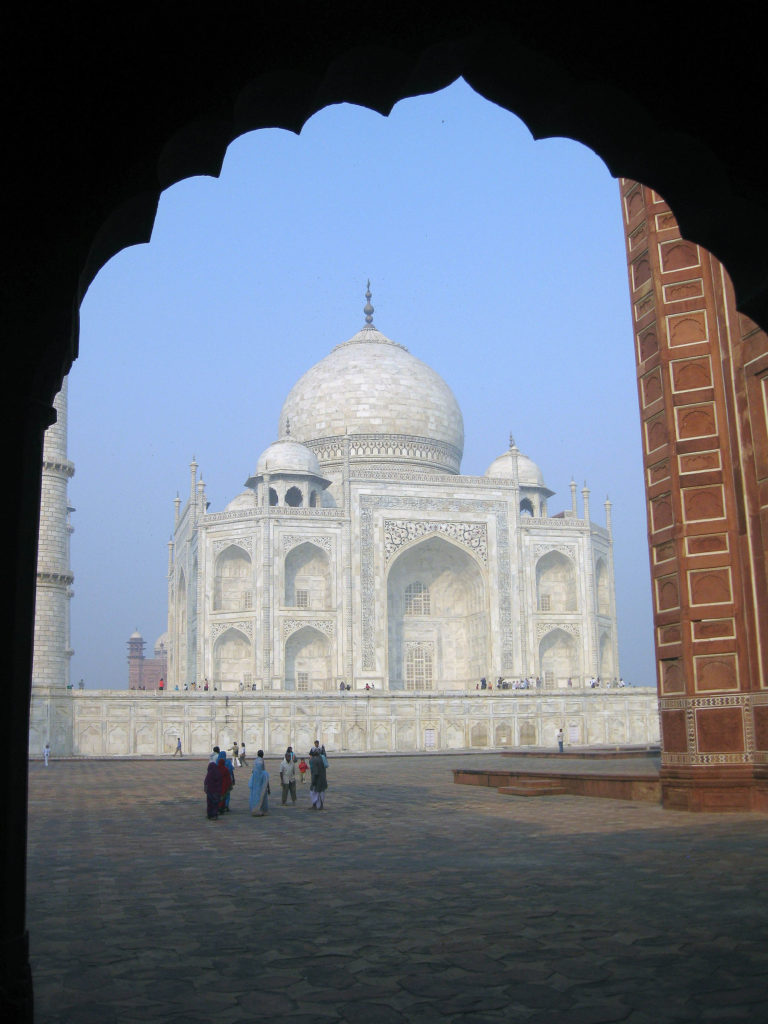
[126,629,168,691]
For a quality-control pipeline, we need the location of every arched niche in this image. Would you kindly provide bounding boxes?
[284,625,331,691]
[539,628,580,687]
[596,557,610,615]
[213,627,251,689]
[599,631,615,680]
[285,486,303,507]
[520,497,534,517]
[536,550,578,612]
[387,535,489,691]
[213,544,252,611]
[284,542,331,609]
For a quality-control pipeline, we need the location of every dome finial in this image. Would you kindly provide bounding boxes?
[363,279,375,326]
[508,433,518,451]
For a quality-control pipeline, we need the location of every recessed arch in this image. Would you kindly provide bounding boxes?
[212,627,252,689]
[387,534,489,691]
[284,625,331,692]
[536,550,578,612]
[539,627,580,687]
[213,544,252,611]
[599,630,615,680]
[596,557,610,616]
[284,542,331,609]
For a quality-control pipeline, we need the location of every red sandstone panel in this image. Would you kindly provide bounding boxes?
[659,241,700,273]
[660,660,685,695]
[637,328,659,362]
[651,495,673,532]
[633,255,652,289]
[661,708,687,750]
[686,534,728,555]
[671,357,712,392]
[649,462,672,487]
[675,403,718,440]
[663,279,704,304]
[688,568,732,606]
[658,624,682,645]
[656,575,680,611]
[679,451,721,473]
[693,654,739,692]
[692,619,735,640]
[695,707,745,752]
[753,706,768,751]
[653,541,676,564]
[682,486,725,522]
[645,416,669,454]
[642,368,664,406]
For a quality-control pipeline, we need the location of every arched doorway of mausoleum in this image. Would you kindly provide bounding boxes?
[284,625,332,692]
[213,544,252,611]
[536,550,578,613]
[538,627,581,688]
[212,627,252,690]
[596,557,611,616]
[284,542,332,610]
[386,535,489,691]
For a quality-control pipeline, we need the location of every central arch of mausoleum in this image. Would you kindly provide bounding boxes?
[386,535,490,690]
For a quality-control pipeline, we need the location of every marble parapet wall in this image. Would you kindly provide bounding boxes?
[29,690,659,757]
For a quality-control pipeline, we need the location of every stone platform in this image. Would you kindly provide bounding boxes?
[29,687,660,757]
[455,751,662,803]
[27,753,768,1023]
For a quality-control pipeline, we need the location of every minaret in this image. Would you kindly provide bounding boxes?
[32,377,75,692]
[570,478,578,516]
[189,456,198,526]
[582,481,591,523]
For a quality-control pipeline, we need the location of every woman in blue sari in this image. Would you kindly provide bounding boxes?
[249,750,269,817]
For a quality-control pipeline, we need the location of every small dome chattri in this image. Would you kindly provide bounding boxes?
[255,438,323,477]
[225,490,258,511]
[485,437,546,488]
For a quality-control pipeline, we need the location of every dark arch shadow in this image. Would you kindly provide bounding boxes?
[6,7,768,1020]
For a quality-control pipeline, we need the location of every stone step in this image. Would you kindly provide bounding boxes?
[498,783,568,797]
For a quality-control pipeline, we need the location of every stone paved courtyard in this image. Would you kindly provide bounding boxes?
[27,754,768,1023]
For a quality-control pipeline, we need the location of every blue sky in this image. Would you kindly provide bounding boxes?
[69,78,654,689]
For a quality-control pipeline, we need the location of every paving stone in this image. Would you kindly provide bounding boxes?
[25,754,768,1023]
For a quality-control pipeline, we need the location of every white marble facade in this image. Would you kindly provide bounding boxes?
[169,297,621,698]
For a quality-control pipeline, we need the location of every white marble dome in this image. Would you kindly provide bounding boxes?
[486,447,546,487]
[256,438,323,477]
[279,323,464,474]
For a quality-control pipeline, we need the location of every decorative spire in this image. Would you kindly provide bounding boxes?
[509,433,516,450]
[363,280,375,326]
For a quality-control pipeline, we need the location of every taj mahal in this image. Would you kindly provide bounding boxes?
[172,289,619,694]
[28,290,659,756]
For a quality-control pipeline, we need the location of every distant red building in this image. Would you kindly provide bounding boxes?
[127,629,169,690]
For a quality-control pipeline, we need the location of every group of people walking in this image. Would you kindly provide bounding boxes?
[203,740,328,820]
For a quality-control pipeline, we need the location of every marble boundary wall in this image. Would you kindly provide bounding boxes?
[29,690,659,757]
